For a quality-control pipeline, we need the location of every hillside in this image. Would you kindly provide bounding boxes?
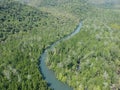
[0,0,79,90]
[0,0,120,90]
[46,2,120,90]
[0,0,50,90]
[16,0,92,20]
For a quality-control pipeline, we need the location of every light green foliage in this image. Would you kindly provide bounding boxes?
[47,6,120,90]
[0,0,77,90]
[0,0,120,90]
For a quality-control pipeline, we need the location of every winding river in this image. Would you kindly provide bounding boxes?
[39,21,82,90]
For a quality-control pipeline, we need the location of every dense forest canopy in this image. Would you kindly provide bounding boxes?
[0,0,120,90]
[0,0,77,89]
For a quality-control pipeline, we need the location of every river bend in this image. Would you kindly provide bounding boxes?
[39,22,82,90]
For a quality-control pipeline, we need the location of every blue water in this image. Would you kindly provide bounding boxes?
[39,22,82,90]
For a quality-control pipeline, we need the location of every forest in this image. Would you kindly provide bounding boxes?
[0,0,120,90]
[0,0,78,90]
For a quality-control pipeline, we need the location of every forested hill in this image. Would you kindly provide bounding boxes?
[0,0,49,42]
[1,0,120,90]
[16,0,93,19]
[0,0,51,89]
[0,0,81,90]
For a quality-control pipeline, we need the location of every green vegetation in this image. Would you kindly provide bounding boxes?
[47,7,120,90]
[0,0,120,90]
[0,0,78,90]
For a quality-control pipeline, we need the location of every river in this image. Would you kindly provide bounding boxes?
[39,21,82,90]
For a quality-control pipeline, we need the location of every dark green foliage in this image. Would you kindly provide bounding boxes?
[0,0,49,42]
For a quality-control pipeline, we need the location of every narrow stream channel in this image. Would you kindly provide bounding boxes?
[39,21,82,90]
